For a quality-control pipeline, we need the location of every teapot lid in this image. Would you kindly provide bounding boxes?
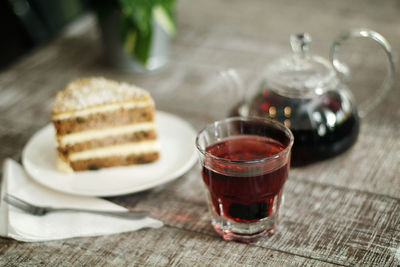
[265,33,337,98]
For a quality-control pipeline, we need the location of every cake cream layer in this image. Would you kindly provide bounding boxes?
[69,141,160,161]
[53,106,155,135]
[53,101,152,120]
[58,130,157,154]
[57,157,74,173]
[58,122,156,146]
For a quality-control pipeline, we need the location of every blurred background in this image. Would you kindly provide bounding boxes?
[0,0,89,70]
[1,0,398,76]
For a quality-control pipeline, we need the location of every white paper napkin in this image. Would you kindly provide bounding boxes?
[0,159,163,242]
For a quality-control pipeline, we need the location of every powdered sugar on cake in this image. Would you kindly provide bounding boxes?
[52,77,151,114]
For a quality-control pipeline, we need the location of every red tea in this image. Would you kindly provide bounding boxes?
[230,90,360,166]
[202,135,289,222]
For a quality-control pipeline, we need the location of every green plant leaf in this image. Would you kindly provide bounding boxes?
[109,0,177,66]
[153,5,177,36]
[123,30,137,54]
[119,13,136,52]
[133,26,153,65]
[121,1,151,32]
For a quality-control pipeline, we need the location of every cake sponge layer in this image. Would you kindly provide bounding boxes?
[69,152,160,171]
[53,106,154,135]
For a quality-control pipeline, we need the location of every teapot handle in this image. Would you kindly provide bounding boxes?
[219,69,250,116]
[329,28,395,117]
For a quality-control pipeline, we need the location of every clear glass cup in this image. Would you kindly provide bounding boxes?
[196,117,294,243]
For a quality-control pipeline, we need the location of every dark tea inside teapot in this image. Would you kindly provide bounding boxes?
[229,30,394,166]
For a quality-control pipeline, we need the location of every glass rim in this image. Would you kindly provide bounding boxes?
[195,116,294,164]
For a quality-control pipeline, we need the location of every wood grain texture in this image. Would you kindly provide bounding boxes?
[128,168,400,266]
[0,227,340,267]
[0,0,399,265]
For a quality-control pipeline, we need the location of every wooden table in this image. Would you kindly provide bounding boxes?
[1,0,399,265]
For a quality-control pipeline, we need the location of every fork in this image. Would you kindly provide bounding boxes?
[3,194,148,219]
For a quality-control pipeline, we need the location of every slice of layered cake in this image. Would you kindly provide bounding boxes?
[52,77,160,172]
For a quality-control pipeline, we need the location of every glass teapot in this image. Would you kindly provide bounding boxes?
[227,29,395,166]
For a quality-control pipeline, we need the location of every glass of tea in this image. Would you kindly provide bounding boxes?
[196,117,294,242]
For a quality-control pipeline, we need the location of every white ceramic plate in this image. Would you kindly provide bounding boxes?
[22,111,198,196]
